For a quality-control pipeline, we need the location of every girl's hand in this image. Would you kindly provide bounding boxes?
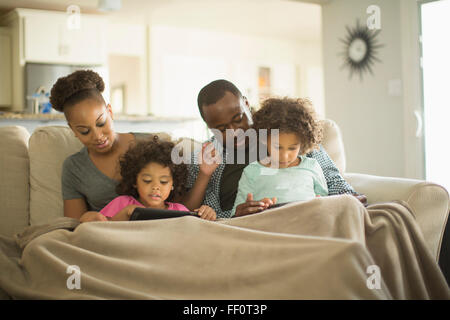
[234,194,277,217]
[194,205,216,221]
[80,211,108,223]
[261,197,277,208]
[235,193,266,217]
[111,204,143,221]
[199,142,221,176]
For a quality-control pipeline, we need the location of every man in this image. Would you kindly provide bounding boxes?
[182,79,367,218]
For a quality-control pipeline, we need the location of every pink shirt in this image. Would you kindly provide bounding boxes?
[100,195,189,217]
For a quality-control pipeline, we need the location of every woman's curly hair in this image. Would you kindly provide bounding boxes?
[50,69,106,113]
[252,97,322,155]
[116,136,188,202]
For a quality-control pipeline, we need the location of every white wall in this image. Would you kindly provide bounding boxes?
[104,0,325,142]
[108,55,146,115]
[322,0,422,178]
[149,25,324,120]
[106,22,148,116]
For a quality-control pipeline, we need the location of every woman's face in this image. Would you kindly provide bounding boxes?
[135,162,174,209]
[66,99,116,155]
[267,132,301,168]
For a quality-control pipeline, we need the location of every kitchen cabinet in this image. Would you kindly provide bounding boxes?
[23,12,106,65]
[20,9,106,65]
[0,28,12,107]
[0,8,107,66]
[0,8,107,111]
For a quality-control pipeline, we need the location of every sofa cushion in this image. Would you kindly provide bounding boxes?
[29,126,83,225]
[0,126,30,236]
[28,126,174,225]
[320,119,346,173]
[27,123,345,225]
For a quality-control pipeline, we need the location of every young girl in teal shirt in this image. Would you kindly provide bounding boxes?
[232,97,328,215]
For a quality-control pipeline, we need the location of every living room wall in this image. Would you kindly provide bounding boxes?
[145,0,325,140]
[149,25,324,120]
[322,0,422,179]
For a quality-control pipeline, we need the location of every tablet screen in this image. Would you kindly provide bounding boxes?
[267,202,291,209]
[129,207,200,221]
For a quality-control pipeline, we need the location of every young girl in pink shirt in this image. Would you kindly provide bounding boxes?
[101,137,216,221]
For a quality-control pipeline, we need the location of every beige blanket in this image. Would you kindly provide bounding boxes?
[0,195,448,299]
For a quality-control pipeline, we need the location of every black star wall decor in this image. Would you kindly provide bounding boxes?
[339,19,383,80]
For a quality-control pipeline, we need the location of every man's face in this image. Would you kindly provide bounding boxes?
[201,91,252,149]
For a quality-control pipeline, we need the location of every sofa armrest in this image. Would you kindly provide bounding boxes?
[344,172,449,262]
[0,126,30,237]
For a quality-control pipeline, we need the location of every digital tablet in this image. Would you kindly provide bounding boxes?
[267,202,291,209]
[129,207,200,221]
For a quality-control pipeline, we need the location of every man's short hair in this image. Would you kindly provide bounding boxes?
[197,79,243,120]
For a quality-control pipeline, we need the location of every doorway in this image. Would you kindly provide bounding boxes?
[420,0,450,191]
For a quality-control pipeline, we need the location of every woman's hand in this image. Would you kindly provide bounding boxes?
[111,204,143,221]
[194,205,217,221]
[234,193,276,217]
[199,142,221,176]
[79,211,108,223]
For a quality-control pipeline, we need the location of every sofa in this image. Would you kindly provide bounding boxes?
[0,119,448,264]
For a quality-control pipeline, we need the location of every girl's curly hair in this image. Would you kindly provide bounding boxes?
[50,69,106,113]
[116,136,188,202]
[252,97,322,155]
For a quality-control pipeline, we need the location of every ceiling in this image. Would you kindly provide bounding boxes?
[0,0,322,42]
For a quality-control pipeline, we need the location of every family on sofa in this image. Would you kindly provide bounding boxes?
[52,69,367,223]
[1,69,448,299]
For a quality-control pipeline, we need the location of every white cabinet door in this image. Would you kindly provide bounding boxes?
[23,13,106,65]
[23,14,62,63]
[65,15,106,65]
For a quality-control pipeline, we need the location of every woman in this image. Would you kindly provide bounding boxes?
[50,69,149,223]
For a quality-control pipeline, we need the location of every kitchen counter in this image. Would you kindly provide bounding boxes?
[0,111,209,141]
[0,111,198,122]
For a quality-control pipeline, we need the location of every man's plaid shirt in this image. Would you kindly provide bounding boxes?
[186,137,356,219]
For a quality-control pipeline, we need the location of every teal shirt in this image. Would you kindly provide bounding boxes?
[232,155,329,215]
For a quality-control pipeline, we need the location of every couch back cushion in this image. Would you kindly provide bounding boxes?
[27,122,345,225]
[320,119,346,173]
[28,126,173,225]
[0,126,31,236]
[29,126,83,225]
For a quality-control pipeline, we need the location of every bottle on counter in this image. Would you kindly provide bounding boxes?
[26,89,52,114]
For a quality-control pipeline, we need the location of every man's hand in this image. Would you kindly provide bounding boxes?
[79,211,108,223]
[111,204,143,221]
[199,142,221,176]
[354,194,368,207]
[194,205,217,221]
[234,193,276,217]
